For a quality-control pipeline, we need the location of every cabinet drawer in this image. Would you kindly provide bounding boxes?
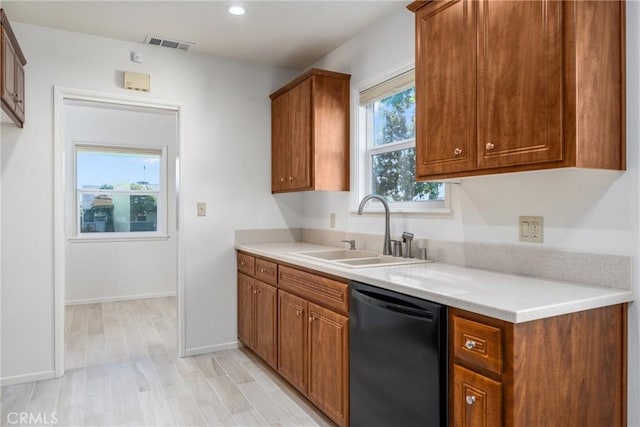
[453,365,501,427]
[278,265,348,314]
[237,253,255,276]
[453,315,502,375]
[255,258,278,285]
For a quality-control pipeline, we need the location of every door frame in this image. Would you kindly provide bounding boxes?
[53,86,186,377]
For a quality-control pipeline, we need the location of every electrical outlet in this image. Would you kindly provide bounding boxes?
[519,216,543,243]
[330,213,336,228]
[197,202,206,217]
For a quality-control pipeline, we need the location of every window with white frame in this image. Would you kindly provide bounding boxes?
[75,145,166,236]
[356,69,446,212]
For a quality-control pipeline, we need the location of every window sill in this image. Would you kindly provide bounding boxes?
[68,235,170,243]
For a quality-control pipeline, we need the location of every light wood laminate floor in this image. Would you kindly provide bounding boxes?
[1,297,334,427]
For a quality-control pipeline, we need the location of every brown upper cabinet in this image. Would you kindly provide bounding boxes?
[408,0,625,180]
[1,9,26,128]
[270,68,350,193]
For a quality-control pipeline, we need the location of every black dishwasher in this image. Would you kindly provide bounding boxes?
[350,281,447,427]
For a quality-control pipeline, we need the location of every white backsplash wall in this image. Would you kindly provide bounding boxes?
[1,23,302,383]
[310,5,640,424]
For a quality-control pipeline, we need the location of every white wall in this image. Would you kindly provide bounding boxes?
[310,5,640,425]
[64,102,178,304]
[1,23,302,382]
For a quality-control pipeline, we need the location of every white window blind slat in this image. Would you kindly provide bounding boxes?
[359,69,415,106]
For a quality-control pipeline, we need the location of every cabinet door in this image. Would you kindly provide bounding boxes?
[254,281,277,368]
[277,290,307,394]
[415,0,476,177]
[1,30,16,110]
[477,0,563,169]
[307,302,348,427]
[271,92,290,192]
[14,58,24,123]
[237,273,255,349]
[288,78,312,190]
[453,365,501,427]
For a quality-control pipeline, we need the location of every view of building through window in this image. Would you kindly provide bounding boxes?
[366,86,445,202]
[76,148,162,234]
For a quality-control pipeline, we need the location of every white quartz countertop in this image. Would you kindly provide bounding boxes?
[235,242,634,323]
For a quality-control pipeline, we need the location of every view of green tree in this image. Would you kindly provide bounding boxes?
[371,88,443,201]
[129,183,157,221]
[130,195,157,221]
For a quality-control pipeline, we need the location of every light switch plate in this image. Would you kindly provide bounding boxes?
[519,216,543,243]
[197,202,206,217]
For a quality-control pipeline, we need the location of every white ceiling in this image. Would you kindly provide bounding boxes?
[2,0,407,70]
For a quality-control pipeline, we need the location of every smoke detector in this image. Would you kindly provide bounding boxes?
[145,35,195,51]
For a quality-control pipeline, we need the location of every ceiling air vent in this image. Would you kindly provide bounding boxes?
[145,35,195,51]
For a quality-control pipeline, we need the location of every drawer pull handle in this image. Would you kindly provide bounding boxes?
[465,340,477,350]
[466,395,476,405]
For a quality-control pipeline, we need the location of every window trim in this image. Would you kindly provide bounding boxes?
[350,65,452,215]
[70,143,169,240]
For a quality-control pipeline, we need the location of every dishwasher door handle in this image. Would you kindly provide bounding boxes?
[352,289,434,321]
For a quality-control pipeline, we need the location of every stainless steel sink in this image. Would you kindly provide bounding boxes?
[291,249,432,269]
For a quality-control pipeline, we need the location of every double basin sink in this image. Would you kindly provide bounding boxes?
[291,249,431,269]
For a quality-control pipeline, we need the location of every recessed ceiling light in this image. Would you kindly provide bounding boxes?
[227,4,247,16]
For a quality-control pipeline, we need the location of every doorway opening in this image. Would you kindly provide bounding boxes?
[53,88,185,377]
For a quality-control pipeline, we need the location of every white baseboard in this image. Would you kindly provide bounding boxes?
[185,341,240,357]
[65,291,176,306]
[1,370,57,386]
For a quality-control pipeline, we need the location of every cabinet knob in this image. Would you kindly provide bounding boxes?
[464,340,477,350]
[485,142,495,151]
[309,316,314,322]
[246,286,251,291]
[454,148,463,156]
[288,176,293,181]
[466,395,477,405]
[260,268,265,272]
[240,261,245,266]
[253,289,258,294]
[296,310,302,316]
[280,177,285,182]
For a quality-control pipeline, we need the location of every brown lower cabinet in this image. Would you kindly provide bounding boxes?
[237,252,349,427]
[451,305,627,426]
[278,290,349,426]
[237,272,277,368]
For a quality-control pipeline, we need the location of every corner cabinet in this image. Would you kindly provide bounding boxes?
[0,9,26,128]
[236,252,349,427]
[408,0,625,180]
[270,68,350,193]
[451,305,627,426]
